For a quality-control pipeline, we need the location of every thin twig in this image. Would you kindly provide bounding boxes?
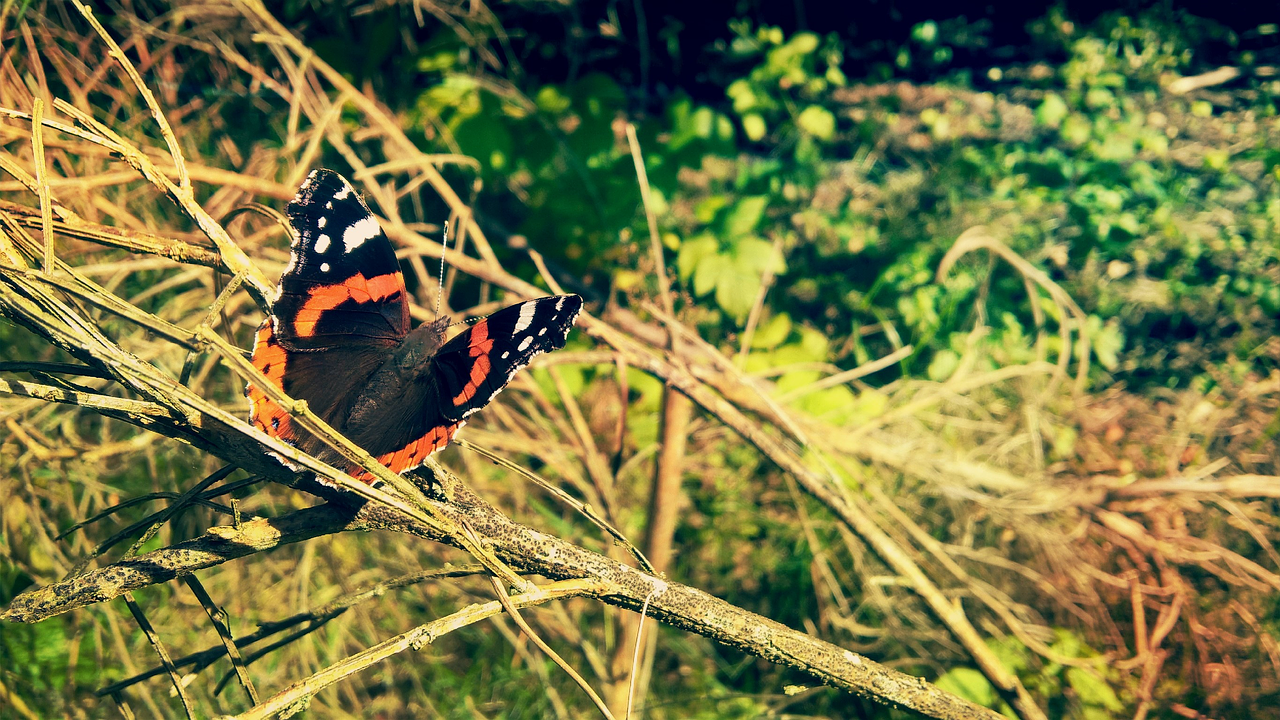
[230,579,609,720]
[97,565,486,696]
[489,577,617,720]
[624,123,673,319]
[29,98,54,273]
[182,575,260,705]
[779,345,915,401]
[71,0,190,189]
[453,437,654,573]
[122,592,196,720]
[625,588,658,720]
[0,377,172,417]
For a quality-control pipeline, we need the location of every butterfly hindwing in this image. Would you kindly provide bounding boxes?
[246,319,295,443]
[334,296,583,481]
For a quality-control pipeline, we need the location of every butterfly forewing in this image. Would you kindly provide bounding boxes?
[249,169,408,454]
[273,169,410,349]
[430,295,584,423]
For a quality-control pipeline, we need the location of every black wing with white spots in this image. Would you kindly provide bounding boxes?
[273,169,410,350]
[429,295,583,423]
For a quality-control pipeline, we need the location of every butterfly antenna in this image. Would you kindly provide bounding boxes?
[436,220,449,317]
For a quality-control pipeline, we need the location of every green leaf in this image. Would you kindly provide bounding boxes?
[1060,114,1092,145]
[677,233,719,283]
[695,195,731,224]
[723,196,769,238]
[423,73,481,118]
[927,349,960,381]
[416,50,458,73]
[452,110,513,172]
[1066,668,1123,711]
[686,237,787,322]
[912,20,939,45]
[987,636,1033,675]
[1036,93,1069,128]
[715,270,762,321]
[743,113,767,141]
[799,385,857,422]
[535,86,571,114]
[694,252,732,297]
[797,105,836,141]
[715,114,735,141]
[796,326,830,360]
[786,32,820,55]
[751,312,792,348]
[727,79,757,114]
[692,106,715,138]
[732,236,785,276]
[935,668,997,707]
[848,388,889,424]
[1087,316,1125,370]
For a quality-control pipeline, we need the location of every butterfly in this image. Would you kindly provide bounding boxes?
[246,169,582,484]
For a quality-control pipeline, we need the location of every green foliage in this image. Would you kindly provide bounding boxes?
[413,54,645,274]
[662,13,1275,390]
[403,7,1277,392]
[676,195,786,322]
[936,631,1124,719]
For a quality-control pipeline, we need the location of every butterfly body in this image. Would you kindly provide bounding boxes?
[247,169,582,484]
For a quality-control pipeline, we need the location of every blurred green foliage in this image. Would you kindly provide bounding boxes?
[399,7,1277,395]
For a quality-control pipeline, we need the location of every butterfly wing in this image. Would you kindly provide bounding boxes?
[334,295,583,482]
[247,169,409,452]
[272,169,410,349]
[431,295,584,423]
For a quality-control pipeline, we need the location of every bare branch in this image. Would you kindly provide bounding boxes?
[3,472,1002,720]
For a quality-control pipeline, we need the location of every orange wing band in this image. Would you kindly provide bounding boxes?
[451,320,494,405]
[293,272,406,337]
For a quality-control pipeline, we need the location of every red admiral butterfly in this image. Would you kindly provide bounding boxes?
[247,169,582,484]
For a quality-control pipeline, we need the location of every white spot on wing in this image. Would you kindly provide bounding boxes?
[317,216,327,229]
[518,336,533,352]
[501,351,510,359]
[555,296,565,310]
[333,182,353,200]
[538,327,547,336]
[314,234,331,254]
[320,262,331,273]
[325,201,332,209]
[512,302,537,334]
[343,215,381,253]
